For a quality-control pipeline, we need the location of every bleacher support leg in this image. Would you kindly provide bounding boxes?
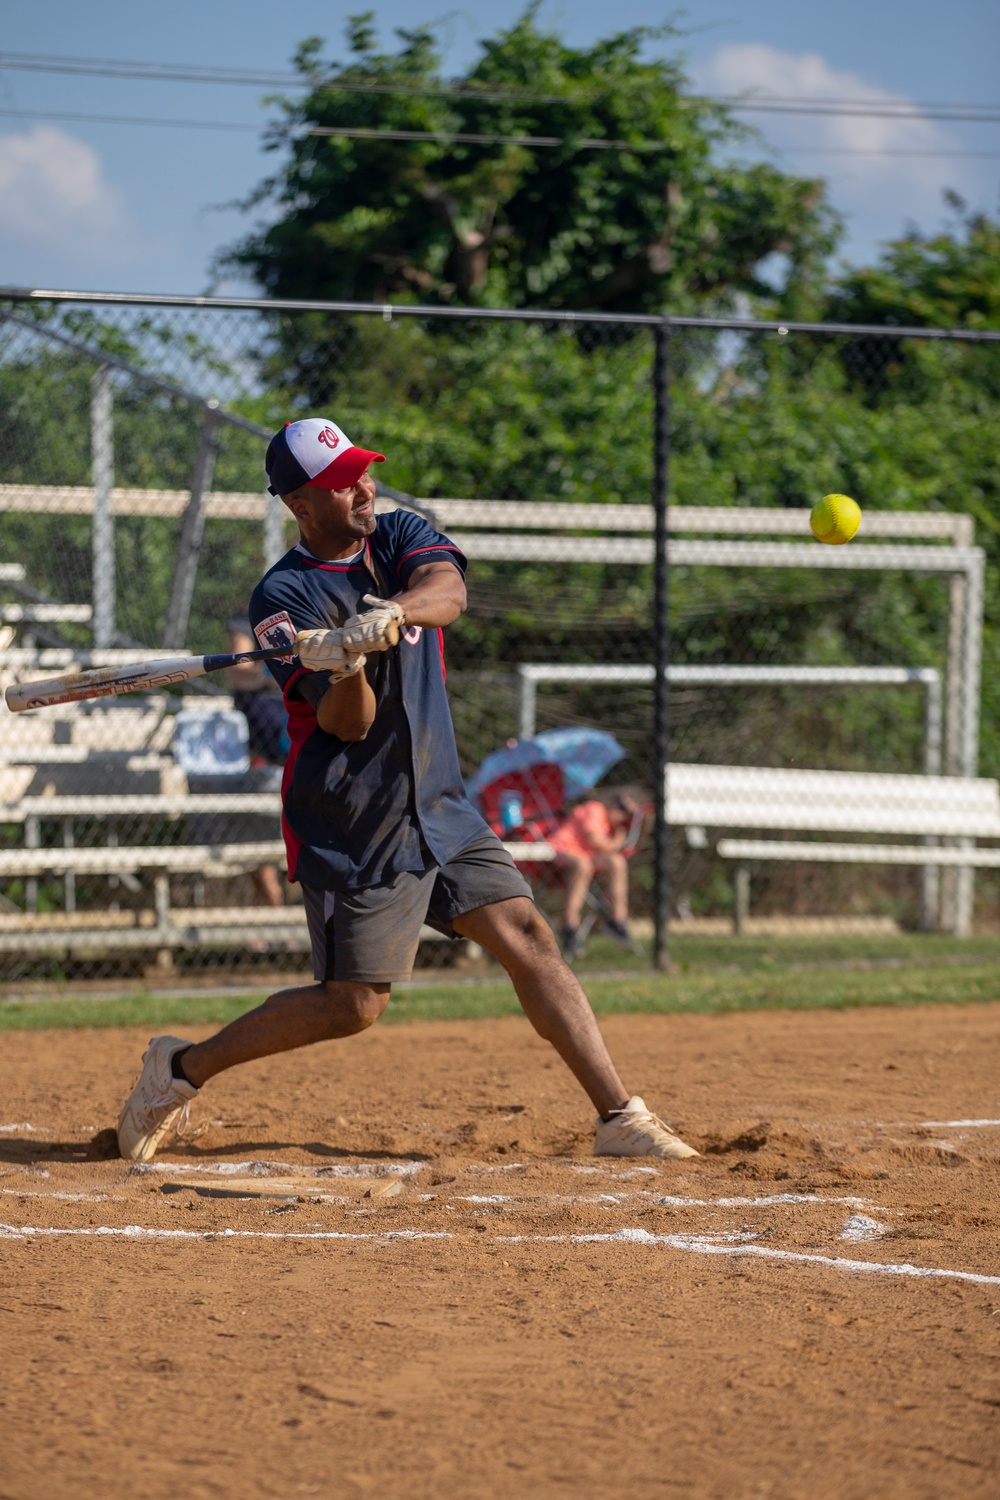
[651,321,671,971]
[63,818,75,915]
[734,863,750,936]
[153,872,174,971]
[25,815,38,914]
[91,364,115,649]
[162,405,220,650]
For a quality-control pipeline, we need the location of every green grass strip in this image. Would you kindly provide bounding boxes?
[1,958,996,1031]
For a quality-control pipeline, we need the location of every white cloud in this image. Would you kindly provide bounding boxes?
[0,126,132,262]
[697,44,980,256]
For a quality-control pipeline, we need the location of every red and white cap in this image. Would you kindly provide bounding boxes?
[265,418,385,497]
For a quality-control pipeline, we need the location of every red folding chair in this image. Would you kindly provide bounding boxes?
[480,763,567,882]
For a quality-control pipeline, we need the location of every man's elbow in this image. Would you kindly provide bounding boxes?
[450,580,468,620]
[317,708,375,740]
[337,719,372,742]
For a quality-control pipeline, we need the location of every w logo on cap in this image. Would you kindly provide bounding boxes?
[265,416,385,497]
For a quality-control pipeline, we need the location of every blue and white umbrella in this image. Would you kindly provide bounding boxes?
[469,727,626,804]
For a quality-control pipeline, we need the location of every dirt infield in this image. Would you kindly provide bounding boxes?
[2,1003,999,1499]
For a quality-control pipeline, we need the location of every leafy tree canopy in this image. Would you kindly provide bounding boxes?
[828,199,1000,330]
[223,6,838,314]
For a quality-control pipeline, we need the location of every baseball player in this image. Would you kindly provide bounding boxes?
[117,419,699,1164]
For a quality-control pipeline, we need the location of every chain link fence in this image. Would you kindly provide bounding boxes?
[0,291,997,986]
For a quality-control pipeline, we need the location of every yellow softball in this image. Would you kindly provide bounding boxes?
[810,493,862,545]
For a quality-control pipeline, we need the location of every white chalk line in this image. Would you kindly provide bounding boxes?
[0,1123,35,1133]
[494,1228,1000,1285]
[126,1168,884,1213]
[839,1213,886,1242]
[570,1164,659,1176]
[0,1222,449,1243]
[657,1192,877,1209]
[0,1188,112,1202]
[453,1191,884,1212]
[919,1119,1000,1129]
[1,1166,885,1215]
[130,1160,427,1180]
[2,1220,995,1286]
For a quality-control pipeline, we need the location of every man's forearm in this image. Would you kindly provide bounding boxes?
[587,835,628,854]
[317,670,376,740]
[398,563,467,628]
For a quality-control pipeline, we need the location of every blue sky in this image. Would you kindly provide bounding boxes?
[0,0,997,295]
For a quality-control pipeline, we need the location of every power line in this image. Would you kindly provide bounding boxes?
[731,100,1000,123]
[0,107,258,133]
[1,50,999,122]
[773,145,1000,159]
[1,107,999,161]
[0,51,587,101]
[0,53,311,88]
[305,125,1000,156]
[306,124,670,151]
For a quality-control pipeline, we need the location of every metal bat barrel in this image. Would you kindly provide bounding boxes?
[3,643,297,712]
[4,657,210,712]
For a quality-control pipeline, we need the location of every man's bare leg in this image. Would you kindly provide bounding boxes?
[561,853,595,929]
[251,863,285,908]
[180,980,390,1089]
[594,851,629,925]
[453,897,628,1118]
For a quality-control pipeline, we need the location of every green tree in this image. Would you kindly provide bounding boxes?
[828,200,1000,331]
[223,7,838,315]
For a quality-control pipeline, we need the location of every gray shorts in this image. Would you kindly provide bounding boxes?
[301,830,533,984]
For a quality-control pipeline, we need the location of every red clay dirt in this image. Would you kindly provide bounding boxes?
[1,1002,999,1499]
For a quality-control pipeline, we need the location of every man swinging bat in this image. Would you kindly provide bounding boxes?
[117,417,699,1164]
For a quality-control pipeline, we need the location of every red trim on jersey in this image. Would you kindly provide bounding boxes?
[279,669,319,881]
[436,626,447,683]
[398,544,464,563]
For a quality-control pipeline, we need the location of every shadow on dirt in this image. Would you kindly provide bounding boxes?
[0,1128,120,1163]
[0,1132,434,1165]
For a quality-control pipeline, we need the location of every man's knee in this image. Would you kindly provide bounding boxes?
[318,980,390,1034]
[485,899,560,962]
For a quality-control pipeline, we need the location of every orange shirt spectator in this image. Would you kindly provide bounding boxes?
[552,800,617,860]
[551,796,640,957]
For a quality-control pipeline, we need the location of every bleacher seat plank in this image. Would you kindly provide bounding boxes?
[718,839,1000,867]
[0,841,287,877]
[667,764,1000,838]
[1,793,281,820]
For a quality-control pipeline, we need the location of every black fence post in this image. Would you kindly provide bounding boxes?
[652,319,671,971]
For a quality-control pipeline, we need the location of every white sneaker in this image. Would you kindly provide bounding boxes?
[117,1035,199,1162]
[594,1096,699,1160]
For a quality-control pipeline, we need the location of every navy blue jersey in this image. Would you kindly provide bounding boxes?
[247,508,486,891]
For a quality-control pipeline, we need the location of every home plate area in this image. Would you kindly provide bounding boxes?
[1,1006,999,1499]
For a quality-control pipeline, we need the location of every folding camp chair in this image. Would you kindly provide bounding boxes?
[481,762,567,874]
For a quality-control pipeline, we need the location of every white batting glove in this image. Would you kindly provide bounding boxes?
[294,629,367,678]
[340,594,406,655]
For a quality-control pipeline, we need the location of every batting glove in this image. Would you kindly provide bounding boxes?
[294,629,367,678]
[340,594,406,654]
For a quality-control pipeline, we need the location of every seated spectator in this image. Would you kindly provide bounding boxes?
[226,616,290,908]
[227,616,290,768]
[551,793,641,956]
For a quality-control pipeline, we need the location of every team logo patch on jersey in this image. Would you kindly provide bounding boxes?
[255,610,296,661]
